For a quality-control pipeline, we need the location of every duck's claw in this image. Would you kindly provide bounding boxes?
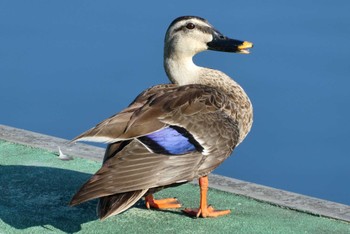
[182,205,231,218]
[145,195,182,209]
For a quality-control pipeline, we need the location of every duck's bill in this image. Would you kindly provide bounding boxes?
[236,41,253,54]
[207,31,253,54]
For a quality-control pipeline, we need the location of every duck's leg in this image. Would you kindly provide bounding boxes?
[145,194,181,209]
[183,176,231,218]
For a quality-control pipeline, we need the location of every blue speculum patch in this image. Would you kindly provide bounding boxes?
[138,126,199,155]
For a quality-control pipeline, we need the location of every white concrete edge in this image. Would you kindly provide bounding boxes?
[0,124,105,161]
[1,124,349,223]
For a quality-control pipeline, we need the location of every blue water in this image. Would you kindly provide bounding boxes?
[1,1,350,205]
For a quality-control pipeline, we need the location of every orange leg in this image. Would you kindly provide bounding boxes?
[145,194,181,209]
[183,176,231,218]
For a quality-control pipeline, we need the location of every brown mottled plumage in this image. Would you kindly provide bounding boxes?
[70,16,253,219]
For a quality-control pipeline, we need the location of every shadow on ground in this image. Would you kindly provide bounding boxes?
[0,165,100,233]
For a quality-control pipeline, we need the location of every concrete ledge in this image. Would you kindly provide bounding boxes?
[208,174,350,222]
[0,125,105,161]
[1,124,349,223]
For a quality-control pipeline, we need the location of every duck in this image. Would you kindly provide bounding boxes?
[69,15,253,219]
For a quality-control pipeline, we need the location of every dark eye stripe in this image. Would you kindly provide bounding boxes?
[196,25,212,34]
[173,24,212,35]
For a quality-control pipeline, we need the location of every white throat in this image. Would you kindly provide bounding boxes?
[164,55,202,85]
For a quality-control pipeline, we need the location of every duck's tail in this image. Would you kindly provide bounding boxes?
[97,189,148,220]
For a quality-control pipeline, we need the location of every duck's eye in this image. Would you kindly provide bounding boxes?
[186,23,195,30]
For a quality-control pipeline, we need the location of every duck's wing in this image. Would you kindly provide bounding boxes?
[70,84,240,205]
[72,84,176,143]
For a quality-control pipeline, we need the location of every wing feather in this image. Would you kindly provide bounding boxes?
[70,140,202,205]
[97,189,148,220]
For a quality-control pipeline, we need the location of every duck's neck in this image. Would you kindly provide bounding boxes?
[164,55,202,85]
[164,52,238,91]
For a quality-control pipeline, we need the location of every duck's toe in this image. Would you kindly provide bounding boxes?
[182,205,231,218]
[145,195,182,209]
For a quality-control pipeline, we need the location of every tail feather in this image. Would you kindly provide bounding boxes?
[97,189,148,220]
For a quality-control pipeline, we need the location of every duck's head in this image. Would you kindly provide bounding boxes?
[164,16,253,58]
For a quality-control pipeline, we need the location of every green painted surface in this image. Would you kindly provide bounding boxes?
[1,140,349,234]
